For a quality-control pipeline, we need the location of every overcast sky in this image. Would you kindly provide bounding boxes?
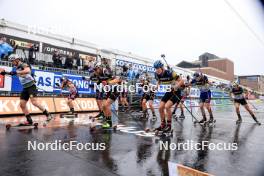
[1,0,264,75]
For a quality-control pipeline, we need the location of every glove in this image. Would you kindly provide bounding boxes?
[0,71,6,76]
[9,71,17,76]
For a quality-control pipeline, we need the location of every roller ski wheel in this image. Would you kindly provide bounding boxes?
[34,123,39,129]
[112,125,117,131]
[6,124,11,130]
[43,122,47,127]
[90,126,96,132]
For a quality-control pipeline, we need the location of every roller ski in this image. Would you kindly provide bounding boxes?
[89,112,104,121]
[206,118,216,127]
[145,122,165,134]
[6,122,38,130]
[145,123,173,138]
[43,113,55,127]
[178,114,185,120]
[194,118,207,126]
[60,112,78,118]
[157,126,173,138]
[90,117,117,132]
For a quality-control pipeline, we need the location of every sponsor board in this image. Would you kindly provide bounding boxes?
[53,98,98,112]
[168,162,213,176]
[11,68,94,94]
[115,59,155,73]
[0,97,98,115]
[0,66,13,91]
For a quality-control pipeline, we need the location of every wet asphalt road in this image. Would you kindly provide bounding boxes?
[0,103,264,176]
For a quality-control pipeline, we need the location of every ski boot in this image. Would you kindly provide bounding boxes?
[207,117,216,127]
[179,113,185,119]
[26,115,33,125]
[140,110,148,121]
[43,109,53,121]
[151,113,157,122]
[154,120,166,135]
[160,121,173,137]
[252,116,261,126]
[195,118,207,126]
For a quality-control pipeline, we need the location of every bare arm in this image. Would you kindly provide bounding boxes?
[16,66,30,75]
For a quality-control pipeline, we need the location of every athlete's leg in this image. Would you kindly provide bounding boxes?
[67,99,75,113]
[244,103,260,124]
[205,102,213,120]
[148,100,156,116]
[142,98,148,118]
[200,102,207,122]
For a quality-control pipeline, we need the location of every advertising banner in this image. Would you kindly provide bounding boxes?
[0,97,98,115]
[115,59,155,73]
[10,68,94,94]
[53,98,98,112]
[0,33,39,49]
[0,97,55,115]
[0,66,12,91]
[42,43,96,58]
[168,162,213,176]
[34,70,55,92]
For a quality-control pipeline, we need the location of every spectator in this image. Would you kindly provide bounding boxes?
[87,58,95,73]
[10,39,18,53]
[83,58,89,71]
[0,37,13,60]
[76,56,82,70]
[52,50,62,68]
[64,53,73,69]
[28,44,38,65]
[122,64,128,73]
[127,64,135,80]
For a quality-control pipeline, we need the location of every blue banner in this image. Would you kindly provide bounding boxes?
[11,69,95,95]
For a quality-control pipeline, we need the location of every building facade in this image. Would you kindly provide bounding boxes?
[238,75,264,94]
[177,53,234,81]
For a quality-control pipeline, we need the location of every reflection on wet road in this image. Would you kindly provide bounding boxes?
[0,103,264,176]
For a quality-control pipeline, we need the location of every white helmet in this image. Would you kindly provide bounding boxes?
[9,54,20,61]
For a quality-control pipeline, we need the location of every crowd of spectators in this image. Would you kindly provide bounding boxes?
[121,63,143,80]
[0,35,136,78]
